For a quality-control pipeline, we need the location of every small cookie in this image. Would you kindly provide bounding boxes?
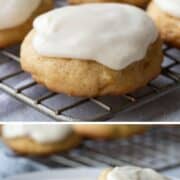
[69,0,150,8]
[99,166,168,180]
[147,0,180,48]
[20,4,163,97]
[73,125,149,139]
[2,125,81,156]
[0,0,53,48]
[3,133,81,156]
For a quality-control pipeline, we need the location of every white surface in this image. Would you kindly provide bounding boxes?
[6,168,103,180]
[6,168,178,180]
[33,4,158,70]
[163,167,180,177]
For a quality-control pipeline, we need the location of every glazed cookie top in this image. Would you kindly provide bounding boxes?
[2,124,72,144]
[107,166,169,180]
[154,0,180,18]
[0,0,41,30]
[33,4,158,71]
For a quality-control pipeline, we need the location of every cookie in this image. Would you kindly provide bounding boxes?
[3,133,81,156]
[98,166,167,180]
[0,0,53,48]
[20,4,163,97]
[73,125,149,139]
[2,125,81,156]
[147,0,180,48]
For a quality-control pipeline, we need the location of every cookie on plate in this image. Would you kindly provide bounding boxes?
[0,0,53,48]
[2,124,81,156]
[99,166,168,180]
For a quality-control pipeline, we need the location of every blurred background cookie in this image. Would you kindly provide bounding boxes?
[0,0,53,48]
[147,0,180,48]
[73,125,149,139]
[2,124,82,156]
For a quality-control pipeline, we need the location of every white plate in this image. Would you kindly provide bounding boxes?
[6,167,178,180]
[6,167,104,180]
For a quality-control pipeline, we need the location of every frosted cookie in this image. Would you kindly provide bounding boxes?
[73,125,149,139]
[68,0,150,8]
[21,4,163,97]
[2,124,81,156]
[99,166,169,180]
[0,0,53,48]
[147,0,180,48]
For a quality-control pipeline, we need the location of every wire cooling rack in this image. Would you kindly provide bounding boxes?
[9,127,180,172]
[0,45,179,121]
[0,1,180,121]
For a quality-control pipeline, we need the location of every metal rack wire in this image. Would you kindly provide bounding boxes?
[0,0,180,121]
[12,127,180,172]
[0,44,179,121]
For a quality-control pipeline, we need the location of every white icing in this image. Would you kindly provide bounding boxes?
[154,0,180,18]
[0,0,41,30]
[2,124,72,144]
[33,4,158,71]
[107,166,169,180]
